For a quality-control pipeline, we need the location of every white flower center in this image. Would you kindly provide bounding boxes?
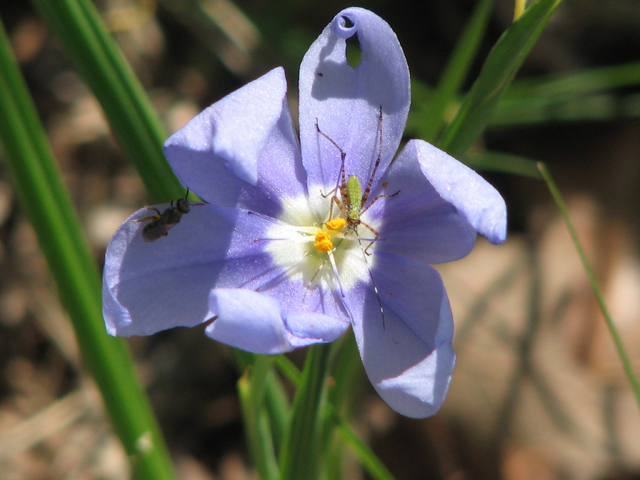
[264,187,377,293]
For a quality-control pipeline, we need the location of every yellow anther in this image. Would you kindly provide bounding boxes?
[314,231,333,252]
[326,217,347,231]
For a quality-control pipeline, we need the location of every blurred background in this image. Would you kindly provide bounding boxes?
[1,0,640,478]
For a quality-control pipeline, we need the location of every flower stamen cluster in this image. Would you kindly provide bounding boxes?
[313,231,333,252]
[326,217,348,232]
[313,216,350,252]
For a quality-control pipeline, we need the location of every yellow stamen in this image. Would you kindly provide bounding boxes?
[314,231,333,252]
[326,217,347,231]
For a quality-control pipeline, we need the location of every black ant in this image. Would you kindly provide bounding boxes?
[138,189,203,242]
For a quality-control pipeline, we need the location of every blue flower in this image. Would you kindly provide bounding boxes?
[103,7,507,418]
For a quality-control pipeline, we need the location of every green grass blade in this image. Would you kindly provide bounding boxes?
[237,356,280,480]
[418,0,494,141]
[439,0,564,157]
[262,368,290,449]
[235,353,291,454]
[279,344,331,480]
[326,335,397,480]
[0,19,176,480]
[504,61,640,100]
[317,336,351,480]
[274,354,303,385]
[538,162,640,411]
[274,343,396,480]
[31,0,182,202]
[325,404,396,480]
[491,62,640,125]
[491,91,640,125]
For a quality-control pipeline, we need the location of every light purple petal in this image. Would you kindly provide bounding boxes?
[103,202,299,337]
[410,140,507,244]
[360,140,478,264]
[206,289,289,354]
[299,7,410,190]
[103,196,352,340]
[348,253,455,418]
[206,289,349,354]
[216,210,352,323]
[103,204,238,336]
[164,67,306,216]
[221,256,350,325]
[284,312,349,348]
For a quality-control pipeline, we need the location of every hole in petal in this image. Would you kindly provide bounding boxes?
[340,15,354,28]
[346,33,361,68]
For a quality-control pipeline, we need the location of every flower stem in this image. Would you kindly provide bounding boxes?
[237,355,280,480]
[279,344,332,480]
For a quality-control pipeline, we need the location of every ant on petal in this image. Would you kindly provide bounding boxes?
[137,189,204,242]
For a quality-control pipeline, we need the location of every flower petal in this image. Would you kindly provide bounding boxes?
[103,201,351,339]
[411,140,507,244]
[103,204,238,336]
[348,253,455,418]
[284,312,349,348]
[218,207,353,323]
[206,289,289,353]
[103,201,296,337]
[362,140,478,264]
[164,67,306,216]
[206,289,349,354]
[299,7,410,191]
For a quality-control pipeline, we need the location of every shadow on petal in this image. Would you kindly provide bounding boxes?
[205,289,350,354]
[310,35,357,101]
[350,254,456,417]
[103,205,239,336]
[206,288,290,354]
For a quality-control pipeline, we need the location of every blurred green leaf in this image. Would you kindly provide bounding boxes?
[417,0,494,142]
[505,61,640,99]
[237,356,280,480]
[32,0,182,203]
[439,0,564,156]
[492,92,626,125]
[492,62,640,125]
[325,404,397,480]
[0,18,176,480]
[279,344,331,480]
[233,350,291,463]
